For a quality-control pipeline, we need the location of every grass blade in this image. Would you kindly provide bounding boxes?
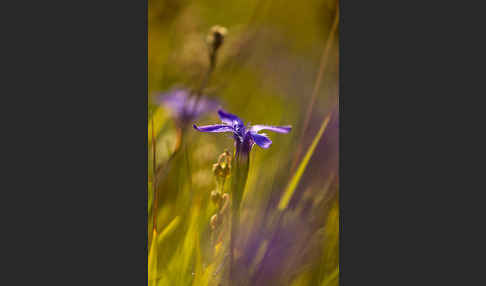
[148,228,158,286]
[320,266,339,286]
[278,113,332,210]
[148,107,169,144]
[158,216,181,243]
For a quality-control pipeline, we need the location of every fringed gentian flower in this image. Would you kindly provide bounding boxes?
[193,108,291,206]
[193,109,291,155]
[157,88,219,128]
[193,109,291,281]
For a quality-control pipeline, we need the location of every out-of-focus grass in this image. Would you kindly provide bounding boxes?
[148,0,339,285]
[279,113,332,211]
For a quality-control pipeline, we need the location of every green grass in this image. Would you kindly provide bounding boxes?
[148,0,339,285]
[278,113,332,211]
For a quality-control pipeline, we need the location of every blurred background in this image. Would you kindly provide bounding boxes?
[148,0,339,285]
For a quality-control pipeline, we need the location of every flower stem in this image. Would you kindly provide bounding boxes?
[229,205,240,283]
[190,38,217,121]
[229,147,250,284]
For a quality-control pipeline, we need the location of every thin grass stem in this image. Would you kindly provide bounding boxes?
[291,5,339,173]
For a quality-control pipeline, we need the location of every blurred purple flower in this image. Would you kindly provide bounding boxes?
[193,109,291,154]
[156,89,219,126]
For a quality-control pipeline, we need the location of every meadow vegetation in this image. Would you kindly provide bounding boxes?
[149,1,339,285]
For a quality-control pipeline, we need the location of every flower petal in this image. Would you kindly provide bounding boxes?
[157,89,220,123]
[250,125,292,134]
[193,124,234,133]
[251,133,272,149]
[184,96,219,118]
[218,109,243,126]
[156,89,190,117]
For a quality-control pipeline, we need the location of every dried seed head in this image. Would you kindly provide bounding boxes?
[218,150,232,165]
[206,25,228,53]
[210,214,222,230]
[212,150,232,180]
[210,190,222,205]
[222,193,230,201]
[219,193,230,215]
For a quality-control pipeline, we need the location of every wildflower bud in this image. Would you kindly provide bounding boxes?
[212,150,232,180]
[220,193,230,215]
[210,214,222,230]
[206,25,228,53]
[212,163,223,176]
[210,190,222,205]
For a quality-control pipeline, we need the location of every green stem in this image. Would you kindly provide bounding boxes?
[229,148,249,284]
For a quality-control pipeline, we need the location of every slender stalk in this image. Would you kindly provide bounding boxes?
[229,205,240,284]
[154,127,183,182]
[291,6,339,173]
[191,40,217,112]
[151,121,183,233]
[195,59,215,98]
[229,146,250,285]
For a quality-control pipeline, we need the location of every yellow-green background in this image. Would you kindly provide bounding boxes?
[149,0,339,285]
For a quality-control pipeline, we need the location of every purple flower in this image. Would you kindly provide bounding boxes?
[193,109,291,154]
[156,89,219,126]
